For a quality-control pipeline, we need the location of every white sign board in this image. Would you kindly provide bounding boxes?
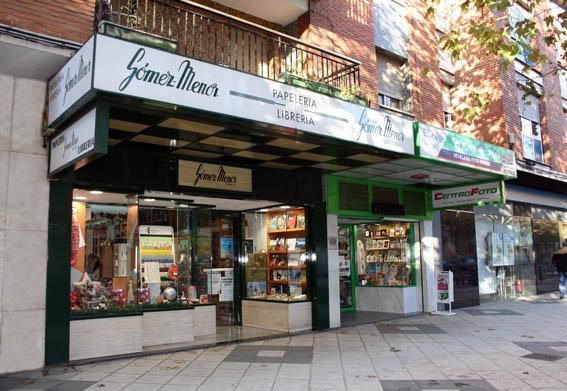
[49,107,99,175]
[432,181,503,209]
[178,161,252,192]
[92,34,415,155]
[48,36,94,125]
[206,268,234,302]
[436,271,453,304]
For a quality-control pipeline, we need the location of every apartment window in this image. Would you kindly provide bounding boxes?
[509,4,534,66]
[442,83,454,129]
[518,88,543,163]
[377,51,411,112]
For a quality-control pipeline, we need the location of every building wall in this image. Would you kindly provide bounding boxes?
[0,74,50,374]
[298,0,379,106]
[406,0,444,127]
[0,0,94,43]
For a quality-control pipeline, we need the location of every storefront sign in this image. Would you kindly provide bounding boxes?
[49,105,108,175]
[48,36,95,125]
[178,161,252,192]
[416,123,517,178]
[92,34,414,155]
[432,181,503,209]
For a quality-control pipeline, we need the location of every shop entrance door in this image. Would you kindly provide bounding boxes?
[192,207,241,327]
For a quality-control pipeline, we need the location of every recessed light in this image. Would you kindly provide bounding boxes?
[89,190,103,195]
[144,198,156,202]
[74,196,87,201]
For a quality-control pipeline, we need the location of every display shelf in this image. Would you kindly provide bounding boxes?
[266,208,307,297]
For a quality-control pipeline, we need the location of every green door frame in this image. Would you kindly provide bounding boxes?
[339,224,356,312]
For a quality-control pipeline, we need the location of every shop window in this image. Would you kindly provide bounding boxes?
[354,222,414,287]
[339,181,369,212]
[244,206,309,301]
[70,191,139,317]
[402,190,427,216]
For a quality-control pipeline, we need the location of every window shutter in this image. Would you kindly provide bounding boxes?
[377,52,404,99]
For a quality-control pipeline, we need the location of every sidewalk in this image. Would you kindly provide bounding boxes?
[1,293,566,390]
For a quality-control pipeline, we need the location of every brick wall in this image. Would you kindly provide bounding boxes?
[298,0,379,107]
[533,3,566,173]
[406,0,443,127]
[0,0,282,45]
[0,0,95,44]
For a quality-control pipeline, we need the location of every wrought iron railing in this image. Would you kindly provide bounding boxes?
[95,0,360,90]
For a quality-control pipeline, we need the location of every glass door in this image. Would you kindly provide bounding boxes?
[339,225,355,311]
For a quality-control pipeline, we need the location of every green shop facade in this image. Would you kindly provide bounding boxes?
[44,31,517,365]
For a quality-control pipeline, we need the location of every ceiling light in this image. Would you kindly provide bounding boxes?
[89,190,103,195]
[74,196,87,201]
[281,206,290,209]
[144,198,156,202]
[259,208,269,212]
[179,204,189,208]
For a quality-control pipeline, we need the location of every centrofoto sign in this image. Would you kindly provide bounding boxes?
[92,34,414,155]
[432,181,504,209]
[178,161,252,192]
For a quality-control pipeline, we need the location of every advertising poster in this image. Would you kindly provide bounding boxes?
[206,268,234,302]
[502,233,515,266]
[436,271,453,304]
[139,225,174,267]
[220,236,234,258]
[490,233,504,267]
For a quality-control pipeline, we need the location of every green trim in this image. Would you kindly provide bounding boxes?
[339,224,356,312]
[327,175,432,220]
[45,181,73,365]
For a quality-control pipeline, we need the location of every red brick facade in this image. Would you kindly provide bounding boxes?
[0,0,95,43]
[298,0,379,108]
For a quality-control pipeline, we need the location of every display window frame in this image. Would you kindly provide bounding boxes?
[243,205,312,303]
[351,222,417,289]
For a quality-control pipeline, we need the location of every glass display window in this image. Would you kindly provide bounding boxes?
[244,206,309,302]
[355,222,415,287]
[70,190,139,317]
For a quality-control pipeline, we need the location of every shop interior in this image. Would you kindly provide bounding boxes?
[338,219,419,326]
[69,188,311,346]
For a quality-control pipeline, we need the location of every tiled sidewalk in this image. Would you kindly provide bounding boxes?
[1,293,566,390]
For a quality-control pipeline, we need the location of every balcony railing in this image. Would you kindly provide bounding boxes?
[95,0,360,91]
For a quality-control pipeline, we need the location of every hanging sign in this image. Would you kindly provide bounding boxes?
[178,161,252,192]
[48,36,95,125]
[91,34,415,155]
[432,181,504,209]
[49,105,108,176]
[416,123,517,178]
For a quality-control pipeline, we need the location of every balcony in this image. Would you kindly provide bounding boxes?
[96,0,360,93]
